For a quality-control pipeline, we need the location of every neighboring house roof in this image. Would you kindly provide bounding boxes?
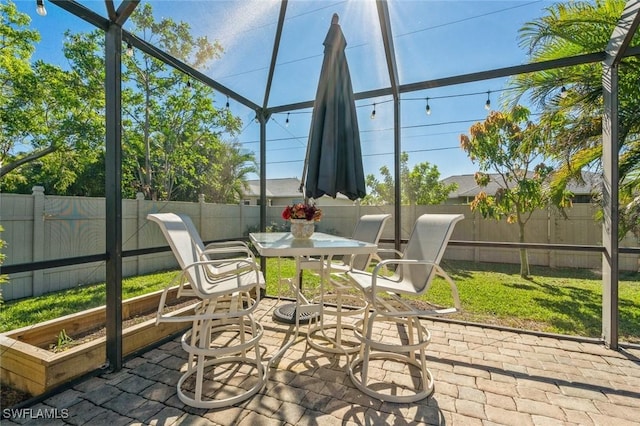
[442,174,492,198]
[442,171,601,198]
[244,178,303,198]
[564,171,601,195]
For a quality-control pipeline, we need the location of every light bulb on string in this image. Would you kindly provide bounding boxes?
[285,112,290,127]
[484,91,491,111]
[186,80,191,89]
[125,43,134,57]
[36,0,47,16]
[370,103,376,120]
[560,86,568,98]
[425,98,431,116]
[225,96,230,109]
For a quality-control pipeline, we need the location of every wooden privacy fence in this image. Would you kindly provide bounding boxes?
[0,188,638,301]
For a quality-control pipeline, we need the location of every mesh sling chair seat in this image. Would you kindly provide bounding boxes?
[178,213,265,290]
[307,213,392,354]
[345,213,464,403]
[147,213,267,409]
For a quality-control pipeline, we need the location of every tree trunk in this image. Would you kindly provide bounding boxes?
[0,145,57,177]
[518,221,530,278]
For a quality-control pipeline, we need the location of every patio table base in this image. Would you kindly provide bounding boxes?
[272,302,319,324]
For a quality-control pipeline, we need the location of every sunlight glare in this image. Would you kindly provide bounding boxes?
[204,0,280,77]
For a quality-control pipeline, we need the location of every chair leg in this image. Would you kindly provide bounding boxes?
[176,296,266,409]
[308,277,367,354]
[349,310,434,403]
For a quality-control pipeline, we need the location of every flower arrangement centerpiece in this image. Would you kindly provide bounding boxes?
[282,202,322,238]
[281,202,322,222]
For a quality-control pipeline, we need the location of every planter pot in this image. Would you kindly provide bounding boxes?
[290,219,315,239]
[0,287,195,397]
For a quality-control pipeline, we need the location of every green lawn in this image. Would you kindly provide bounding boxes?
[1,260,638,343]
[434,261,640,342]
[0,270,179,332]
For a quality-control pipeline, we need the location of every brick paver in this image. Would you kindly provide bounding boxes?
[3,297,639,425]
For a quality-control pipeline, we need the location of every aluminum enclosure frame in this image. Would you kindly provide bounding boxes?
[44,0,640,369]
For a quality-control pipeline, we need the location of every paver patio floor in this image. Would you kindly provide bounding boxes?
[5,297,640,425]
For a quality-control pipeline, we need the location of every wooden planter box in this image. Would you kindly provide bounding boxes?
[0,287,195,397]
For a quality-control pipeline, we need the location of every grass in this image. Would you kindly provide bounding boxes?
[1,260,638,343]
[0,270,179,332]
[430,261,640,343]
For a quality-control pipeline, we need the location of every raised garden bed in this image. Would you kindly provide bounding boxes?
[0,287,196,397]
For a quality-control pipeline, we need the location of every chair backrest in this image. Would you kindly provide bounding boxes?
[180,212,253,258]
[399,214,464,295]
[147,213,209,296]
[179,214,206,252]
[343,214,392,270]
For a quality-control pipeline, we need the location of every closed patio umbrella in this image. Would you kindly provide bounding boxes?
[302,13,366,201]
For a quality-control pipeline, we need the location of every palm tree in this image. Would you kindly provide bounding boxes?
[200,141,258,204]
[507,0,640,237]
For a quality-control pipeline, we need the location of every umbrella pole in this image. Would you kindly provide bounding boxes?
[300,134,312,203]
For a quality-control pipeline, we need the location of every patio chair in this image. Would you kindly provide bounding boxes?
[178,213,265,289]
[147,213,267,409]
[179,213,252,257]
[345,213,464,403]
[308,213,392,354]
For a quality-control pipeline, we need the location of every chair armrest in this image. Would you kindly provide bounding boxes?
[179,258,263,296]
[204,240,249,250]
[187,257,261,279]
[370,258,437,292]
[186,257,261,271]
[200,245,255,260]
[368,259,461,313]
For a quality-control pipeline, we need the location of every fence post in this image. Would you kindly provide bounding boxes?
[473,210,480,263]
[136,192,145,275]
[239,200,245,237]
[32,186,45,296]
[198,194,205,238]
[548,205,556,268]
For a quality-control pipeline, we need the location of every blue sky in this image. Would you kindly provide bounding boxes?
[14,0,557,183]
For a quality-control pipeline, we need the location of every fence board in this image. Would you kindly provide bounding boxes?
[1,190,638,301]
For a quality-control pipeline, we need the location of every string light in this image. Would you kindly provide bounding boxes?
[225,96,230,109]
[126,43,134,57]
[186,80,191,88]
[268,88,509,132]
[285,112,290,127]
[36,0,47,16]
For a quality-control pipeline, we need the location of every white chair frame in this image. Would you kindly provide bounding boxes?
[147,213,267,409]
[346,213,464,403]
[308,214,392,354]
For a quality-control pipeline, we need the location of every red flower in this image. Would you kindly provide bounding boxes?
[281,208,291,220]
[281,202,322,222]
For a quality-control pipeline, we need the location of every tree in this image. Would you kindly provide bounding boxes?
[121,3,244,201]
[1,4,105,195]
[2,2,254,201]
[197,141,258,204]
[0,1,38,171]
[460,106,572,278]
[1,1,41,180]
[507,0,640,237]
[362,152,457,205]
[1,57,105,194]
